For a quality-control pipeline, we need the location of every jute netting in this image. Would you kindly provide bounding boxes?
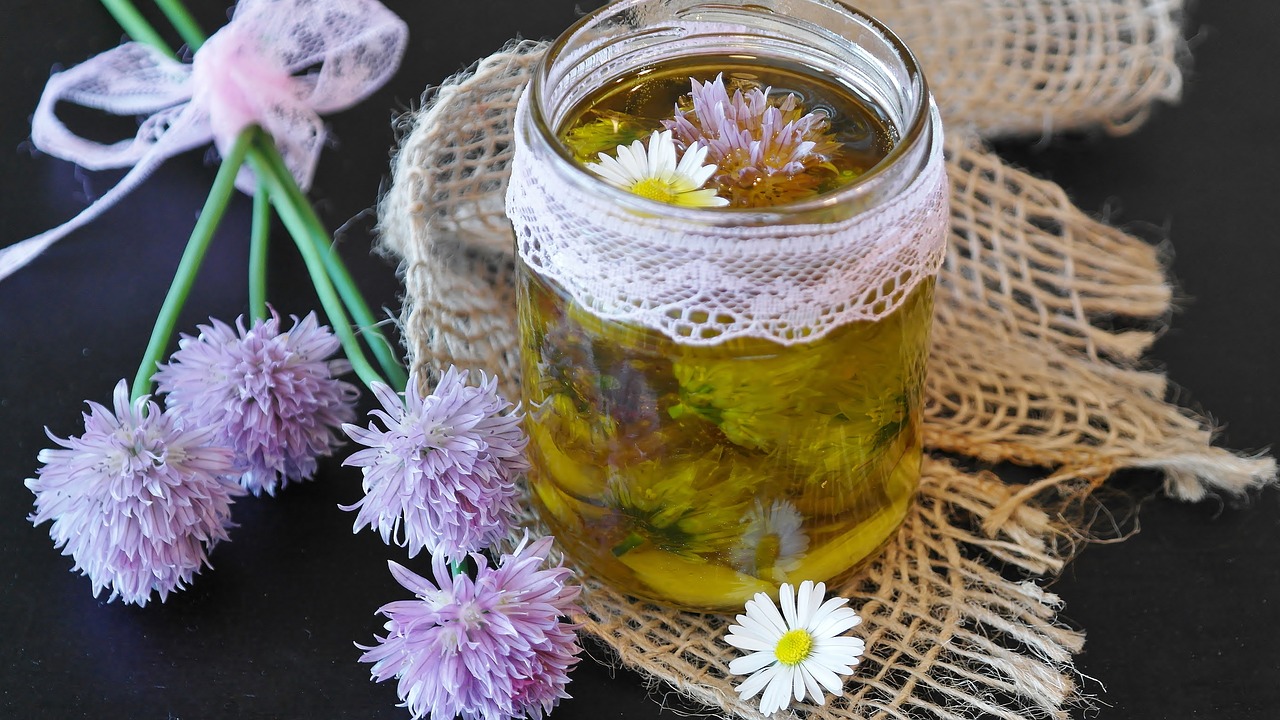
[377,1,1276,718]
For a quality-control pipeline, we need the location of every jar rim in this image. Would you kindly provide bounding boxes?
[527,0,935,223]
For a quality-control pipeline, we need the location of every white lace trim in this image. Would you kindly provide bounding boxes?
[507,94,948,346]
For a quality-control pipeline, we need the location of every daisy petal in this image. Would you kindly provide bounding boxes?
[729,651,778,675]
[748,593,790,637]
[733,612,785,646]
[736,663,779,701]
[725,630,776,653]
[792,660,808,702]
[819,635,865,654]
[805,655,855,680]
[587,154,633,187]
[760,666,794,715]
[799,666,827,705]
[794,581,815,625]
[674,189,729,207]
[803,580,826,620]
[650,131,677,177]
[806,662,847,696]
[812,604,861,637]
[687,161,718,187]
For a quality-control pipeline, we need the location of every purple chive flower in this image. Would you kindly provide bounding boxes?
[25,380,241,606]
[664,74,841,204]
[153,311,359,496]
[359,535,583,720]
[341,367,529,560]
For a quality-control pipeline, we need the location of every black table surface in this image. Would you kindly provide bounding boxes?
[2,1,1277,718]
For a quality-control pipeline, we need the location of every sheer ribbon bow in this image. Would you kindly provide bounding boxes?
[0,0,408,282]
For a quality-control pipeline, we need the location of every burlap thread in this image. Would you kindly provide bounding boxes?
[378,2,1275,718]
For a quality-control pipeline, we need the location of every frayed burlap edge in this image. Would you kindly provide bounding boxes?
[376,3,1275,718]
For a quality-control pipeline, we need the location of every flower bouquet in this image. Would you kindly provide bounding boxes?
[11,1,876,718]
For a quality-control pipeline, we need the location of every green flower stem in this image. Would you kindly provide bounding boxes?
[249,177,271,322]
[611,532,647,558]
[245,130,387,390]
[108,0,408,391]
[130,131,253,401]
[151,0,405,389]
[104,0,397,392]
[249,135,409,390]
[101,0,172,56]
[152,0,203,49]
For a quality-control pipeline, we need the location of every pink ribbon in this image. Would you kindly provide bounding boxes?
[1,0,408,282]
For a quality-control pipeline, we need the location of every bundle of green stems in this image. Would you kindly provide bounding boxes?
[101,0,408,400]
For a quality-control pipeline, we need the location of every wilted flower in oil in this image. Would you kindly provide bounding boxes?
[604,450,751,558]
[726,580,865,716]
[732,500,809,582]
[585,130,729,207]
[359,535,583,720]
[669,350,828,452]
[153,311,358,496]
[25,380,241,606]
[665,74,841,207]
[341,367,529,560]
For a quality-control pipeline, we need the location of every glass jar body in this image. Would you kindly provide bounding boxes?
[518,266,933,610]
[507,0,948,611]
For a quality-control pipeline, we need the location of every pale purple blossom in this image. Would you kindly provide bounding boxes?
[153,311,358,496]
[359,535,583,720]
[664,74,840,189]
[341,367,529,560]
[25,380,241,606]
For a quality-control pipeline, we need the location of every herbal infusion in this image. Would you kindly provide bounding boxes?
[516,57,935,610]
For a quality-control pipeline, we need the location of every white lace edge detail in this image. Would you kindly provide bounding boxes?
[507,94,949,346]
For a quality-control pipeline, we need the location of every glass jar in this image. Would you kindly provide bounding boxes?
[506,0,948,611]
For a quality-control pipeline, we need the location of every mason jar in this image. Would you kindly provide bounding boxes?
[506,0,948,611]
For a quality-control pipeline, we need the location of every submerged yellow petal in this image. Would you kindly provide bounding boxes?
[618,549,774,609]
[528,421,607,500]
[791,501,907,582]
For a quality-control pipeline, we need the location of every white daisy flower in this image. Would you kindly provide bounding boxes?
[732,500,809,582]
[725,580,865,716]
[585,130,729,207]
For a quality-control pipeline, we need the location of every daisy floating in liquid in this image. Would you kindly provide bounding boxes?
[732,500,810,582]
[585,130,728,207]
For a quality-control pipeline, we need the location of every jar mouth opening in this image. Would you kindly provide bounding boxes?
[528,0,934,224]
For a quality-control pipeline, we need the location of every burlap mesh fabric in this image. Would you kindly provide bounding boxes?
[377,2,1276,718]
[856,0,1186,136]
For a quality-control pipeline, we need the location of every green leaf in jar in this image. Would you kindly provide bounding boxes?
[562,109,656,165]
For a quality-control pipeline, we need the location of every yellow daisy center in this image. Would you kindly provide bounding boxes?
[774,628,813,666]
[628,177,679,203]
[754,533,782,576]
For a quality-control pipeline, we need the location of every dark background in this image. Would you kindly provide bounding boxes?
[1,1,1277,718]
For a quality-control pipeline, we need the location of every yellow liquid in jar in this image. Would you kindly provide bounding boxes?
[560,57,895,208]
[518,270,933,611]
[519,55,931,611]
